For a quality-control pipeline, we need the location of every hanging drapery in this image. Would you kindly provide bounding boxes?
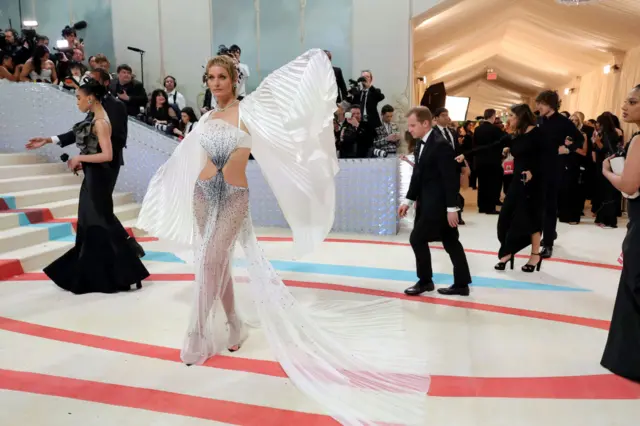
[254,0,261,81]
[299,0,307,47]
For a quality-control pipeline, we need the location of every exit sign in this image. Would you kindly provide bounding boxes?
[487,72,498,80]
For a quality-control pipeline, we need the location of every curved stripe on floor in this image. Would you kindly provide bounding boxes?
[1,318,638,399]
[141,251,587,293]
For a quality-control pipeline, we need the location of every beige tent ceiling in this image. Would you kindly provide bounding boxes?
[413,0,640,118]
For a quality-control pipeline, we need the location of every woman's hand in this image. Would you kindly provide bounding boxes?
[602,155,614,174]
[455,154,465,163]
[68,156,82,172]
[173,128,183,136]
[522,170,533,183]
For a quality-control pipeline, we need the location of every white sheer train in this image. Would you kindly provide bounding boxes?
[137,49,430,425]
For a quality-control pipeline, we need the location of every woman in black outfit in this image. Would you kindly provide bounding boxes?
[593,113,622,228]
[600,84,640,383]
[494,104,545,272]
[43,80,149,293]
[455,105,544,272]
[147,89,179,130]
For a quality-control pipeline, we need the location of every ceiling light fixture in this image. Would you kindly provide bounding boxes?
[603,64,611,74]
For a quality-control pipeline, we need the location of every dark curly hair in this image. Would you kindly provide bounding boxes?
[535,90,561,111]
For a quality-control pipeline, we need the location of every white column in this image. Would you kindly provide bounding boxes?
[351,0,412,115]
[158,0,213,108]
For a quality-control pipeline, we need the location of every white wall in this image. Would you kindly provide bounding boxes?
[352,0,412,115]
[110,0,212,109]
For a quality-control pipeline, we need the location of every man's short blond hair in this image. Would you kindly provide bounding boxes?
[407,106,432,123]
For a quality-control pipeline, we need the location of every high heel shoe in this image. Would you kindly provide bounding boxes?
[522,253,542,273]
[495,255,514,271]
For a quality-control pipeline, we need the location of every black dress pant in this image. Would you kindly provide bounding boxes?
[111,165,131,241]
[410,215,471,287]
[477,164,503,212]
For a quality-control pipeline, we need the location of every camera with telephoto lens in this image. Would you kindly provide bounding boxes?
[347,76,367,100]
[371,148,388,158]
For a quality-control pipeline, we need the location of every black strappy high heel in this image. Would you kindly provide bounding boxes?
[495,255,514,271]
[522,253,542,273]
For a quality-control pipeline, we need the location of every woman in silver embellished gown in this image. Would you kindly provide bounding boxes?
[138,50,429,425]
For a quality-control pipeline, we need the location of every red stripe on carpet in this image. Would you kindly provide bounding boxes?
[1,317,638,399]
[257,237,623,271]
[0,259,24,281]
[0,369,335,425]
[0,198,10,211]
[5,208,54,224]
[6,273,610,330]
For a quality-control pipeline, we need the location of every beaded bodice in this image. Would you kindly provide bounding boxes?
[199,118,252,170]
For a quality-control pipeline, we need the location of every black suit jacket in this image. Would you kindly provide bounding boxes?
[109,79,148,116]
[433,125,465,174]
[407,131,459,227]
[359,86,385,128]
[333,66,348,103]
[473,121,505,167]
[57,94,128,167]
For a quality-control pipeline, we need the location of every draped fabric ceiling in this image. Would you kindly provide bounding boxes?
[413,0,640,120]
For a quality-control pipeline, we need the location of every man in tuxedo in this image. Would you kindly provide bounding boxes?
[473,109,506,214]
[399,107,472,297]
[324,50,348,104]
[433,107,467,225]
[358,70,385,128]
[26,69,145,258]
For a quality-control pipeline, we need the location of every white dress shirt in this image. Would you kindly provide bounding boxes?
[403,129,459,212]
[237,63,250,97]
[166,89,186,111]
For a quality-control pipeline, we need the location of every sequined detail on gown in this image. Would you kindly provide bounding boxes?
[181,118,250,365]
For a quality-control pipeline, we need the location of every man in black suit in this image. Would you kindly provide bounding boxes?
[324,50,348,104]
[473,109,506,214]
[535,90,584,259]
[26,69,144,258]
[433,107,467,224]
[358,70,385,128]
[399,107,472,297]
[110,64,148,117]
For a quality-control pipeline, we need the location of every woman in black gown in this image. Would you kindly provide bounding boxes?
[593,113,623,228]
[493,104,545,272]
[600,85,640,383]
[43,80,149,293]
[455,105,545,272]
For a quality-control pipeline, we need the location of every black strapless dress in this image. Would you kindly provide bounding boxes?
[601,196,640,382]
[44,119,149,294]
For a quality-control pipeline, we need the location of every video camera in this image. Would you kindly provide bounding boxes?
[347,76,367,102]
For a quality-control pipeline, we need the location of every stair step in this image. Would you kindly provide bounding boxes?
[0,203,140,254]
[0,184,82,209]
[0,153,47,166]
[0,240,73,275]
[0,192,133,231]
[0,173,82,193]
[0,163,66,179]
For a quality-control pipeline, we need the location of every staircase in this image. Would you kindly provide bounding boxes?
[0,153,143,280]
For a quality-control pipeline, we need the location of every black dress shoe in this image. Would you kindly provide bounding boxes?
[540,246,553,259]
[404,281,435,296]
[437,285,470,296]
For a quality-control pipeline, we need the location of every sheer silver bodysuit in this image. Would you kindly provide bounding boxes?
[181,117,251,365]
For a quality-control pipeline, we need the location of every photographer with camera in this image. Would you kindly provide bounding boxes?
[348,70,385,128]
[339,105,375,158]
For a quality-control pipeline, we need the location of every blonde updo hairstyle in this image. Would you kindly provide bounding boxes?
[206,55,238,96]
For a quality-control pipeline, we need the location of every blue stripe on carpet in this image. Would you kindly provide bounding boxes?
[29,222,74,241]
[232,259,587,292]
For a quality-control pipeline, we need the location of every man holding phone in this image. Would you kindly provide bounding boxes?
[340,105,374,158]
[373,104,401,155]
